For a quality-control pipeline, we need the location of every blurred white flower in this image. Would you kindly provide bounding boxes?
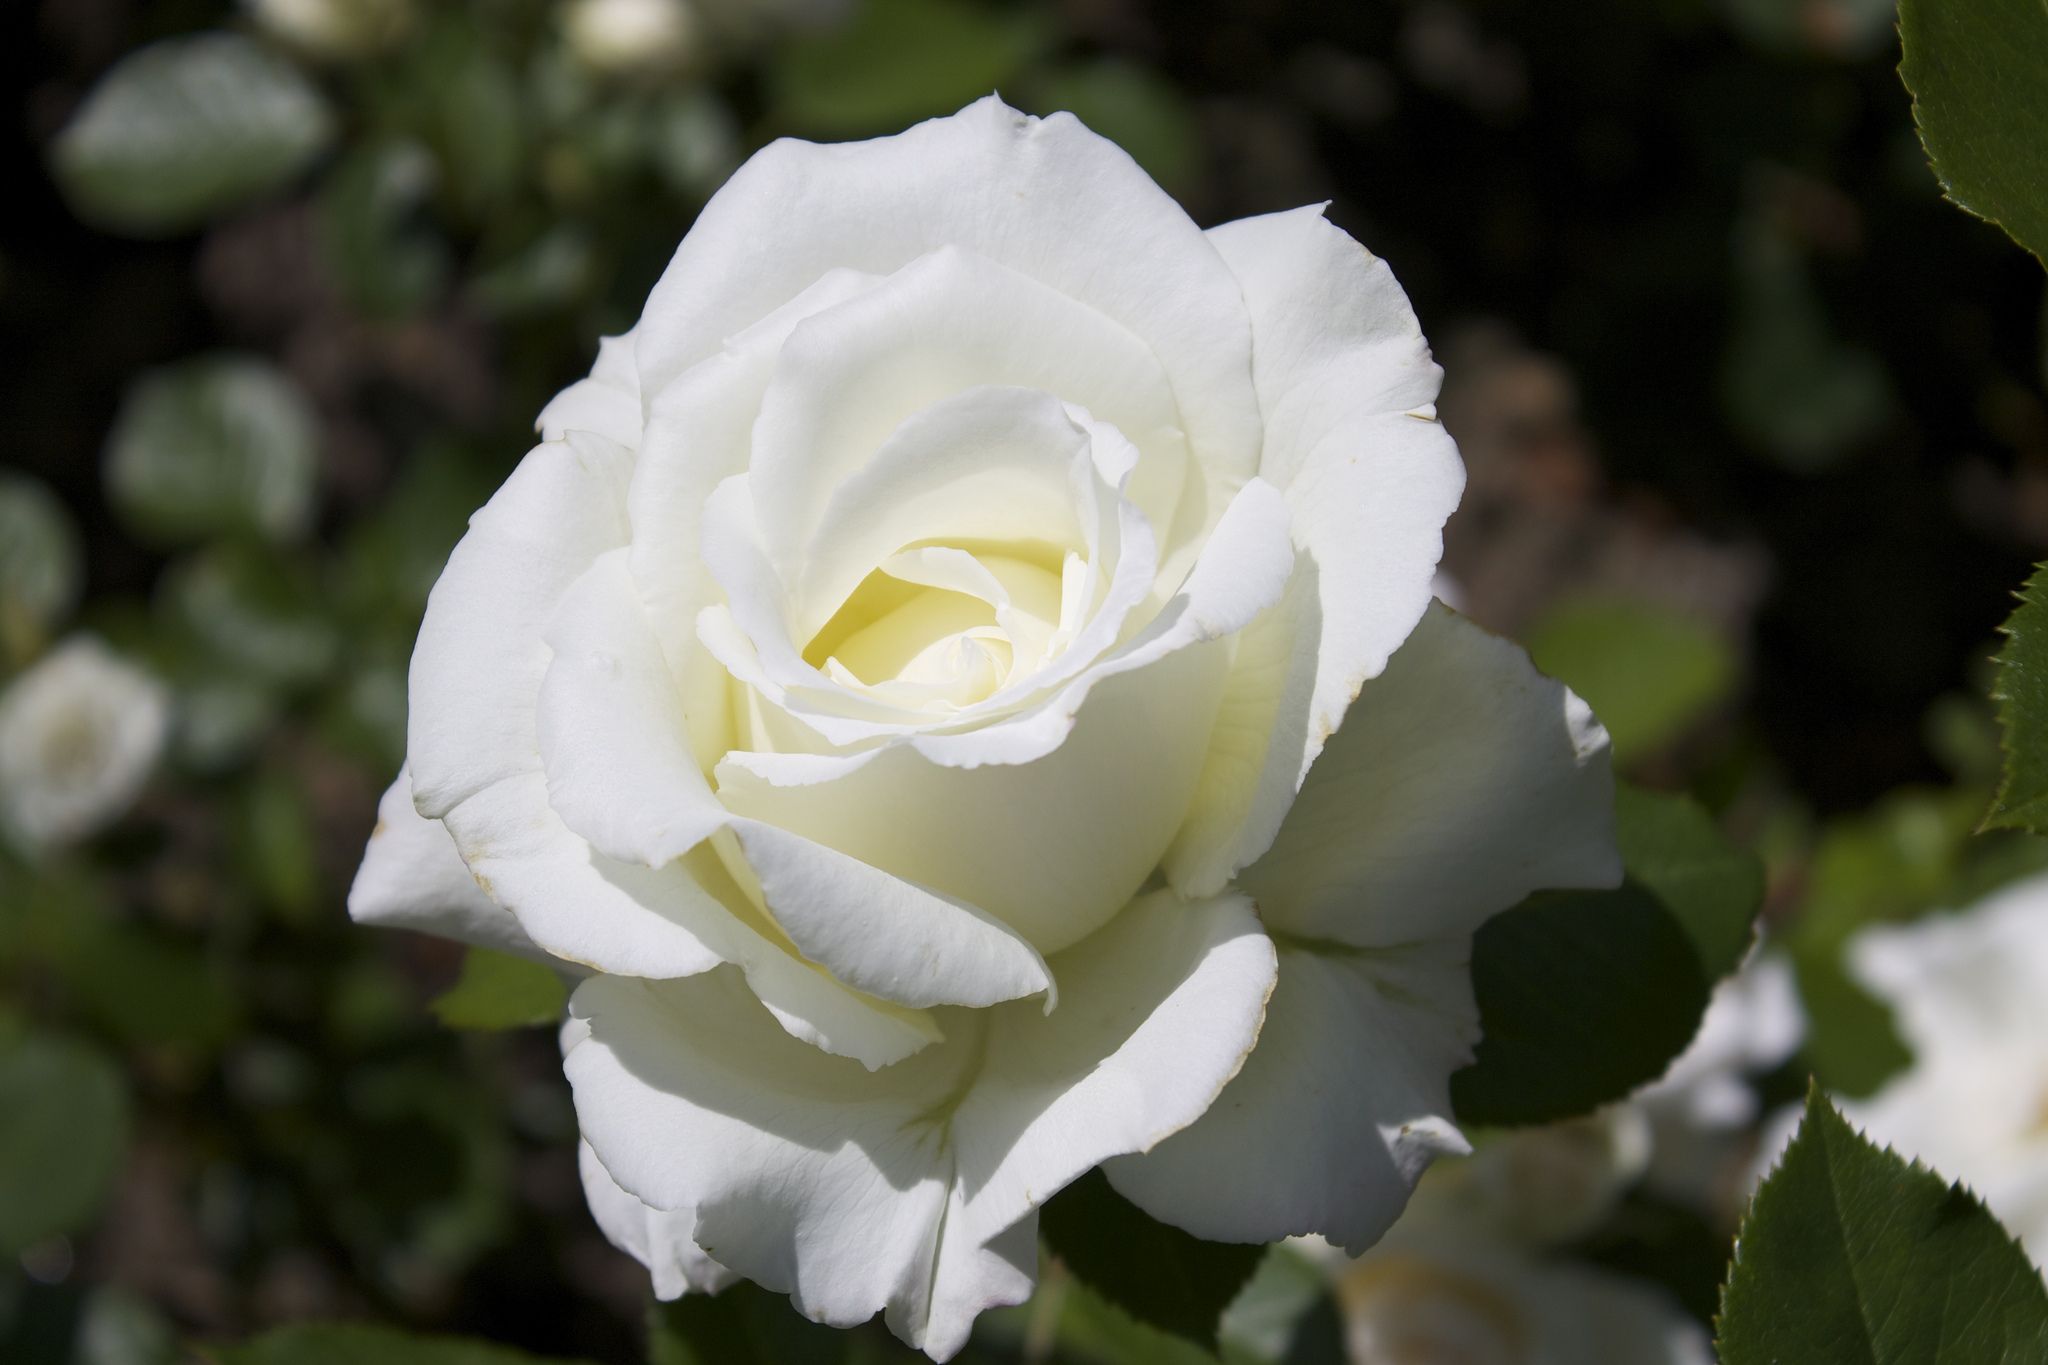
[1636,952,1805,1209]
[1299,1227,1712,1365]
[0,636,169,850]
[1838,876,2048,1264]
[247,0,410,59]
[564,0,699,74]
[1424,1107,1652,1246]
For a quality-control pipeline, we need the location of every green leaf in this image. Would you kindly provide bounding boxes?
[1525,597,1736,764]
[0,472,83,642]
[159,546,341,689]
[770,0,1050,137]
[1452,783,1763,1125]
[1451,879,1708,1125]
[207,1323,598,1365]
[51,32,334,236]
[1717,1085,2048,1364]
[1615,785,1764,981]
[1898,0,2048,267]
[647,1282,941,1364]
[1039,1169,1264,1351]
[1988,562,2048,833]
[104,355,320,547]
[0,1033,131,1254]
[430,949,568,1030]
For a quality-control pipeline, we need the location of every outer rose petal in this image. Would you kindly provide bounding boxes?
[577,1139,734,1299]
[1108,605,1616,1249]
[563,891,1277,1360]
[630,96,1262,536]
[347,767,559,966]
[536,329,641,448]
[1168,206,1466,895]
[1240,602,1619,947]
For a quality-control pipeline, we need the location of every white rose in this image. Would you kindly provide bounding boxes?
[0,636,169,851]
[350,98,1618,1357]
[564,0,699,74]
[1836,875,2048,1264]
[247,0,410,59]
[1306,1231,1712,1365]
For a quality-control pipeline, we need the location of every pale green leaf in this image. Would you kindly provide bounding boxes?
[1526,597,1736,764]
[430,949,568,1031]
[104,354,320,547]
[52,33,334,236]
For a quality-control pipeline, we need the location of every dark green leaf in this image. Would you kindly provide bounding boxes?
[1717,1085,2048,1364]
[431,949,569,1030]
[1525,597,1736,764]
[1451,879,1708,1125]
[770,0,1050,137]
[1039,1169,1263,1351]
[647,1282,938,1364]
[104,355,320,547]
[51,33,334,236]
[1452,781,1763,1124]
[1898,0,2048,266]
[1988,563,2048,833]
[1615,785,1763,981]
[0,1033,131,1254]
[159,546,341,689]
[208,1323,598,1365]
[317,140,452,318]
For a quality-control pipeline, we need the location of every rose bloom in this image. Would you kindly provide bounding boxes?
[0,635,169,852]
[351,98,1617,1356]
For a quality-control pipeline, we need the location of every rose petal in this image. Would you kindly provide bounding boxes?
[1167,206,1466,893]
[347,767,558,966]
[1239,603,1618,947]
[537,547,727,869]
[537,329,642,448]
[631,97,1260,523]
[1104,939,1475,1251]
[563,890,1276,1360]
[577,1138,734,1299]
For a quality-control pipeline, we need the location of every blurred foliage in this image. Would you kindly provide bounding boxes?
[1717,1087,2048,1363]
[2,0,2047,1359]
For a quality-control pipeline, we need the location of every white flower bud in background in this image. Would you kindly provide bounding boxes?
[564,0,699,75]
[0,636,169,851]
[247,0,412,60]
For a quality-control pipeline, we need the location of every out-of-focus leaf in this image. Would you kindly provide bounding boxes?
[1217,1245,1347,1365]
[430,949,568,1031]
[1451,879,1709,1125]
[1038,1271,1225,1365]
[1526,596,1737,764]
[1899,0,2048,267]
[159,546,340,689]
[367,14,524,221]
[1616,784,1763,980]
[51,33,334,236]
[653,90,741,198]
[1717,1086,2048,1364]
[1039,1169,1264,1352]
[0,472,83,645]
[1029,61,1202,193]
[770,0,1049,136]
[172,672,284,774]
[318,140,451,318]
[471,226,595,318]
[232,766,321,922]
[104,355,320,546]
[1720,221,1891,472]
[208,1323,598,1365]
[0,1033,131,1255]
[1987,562,2048,833]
